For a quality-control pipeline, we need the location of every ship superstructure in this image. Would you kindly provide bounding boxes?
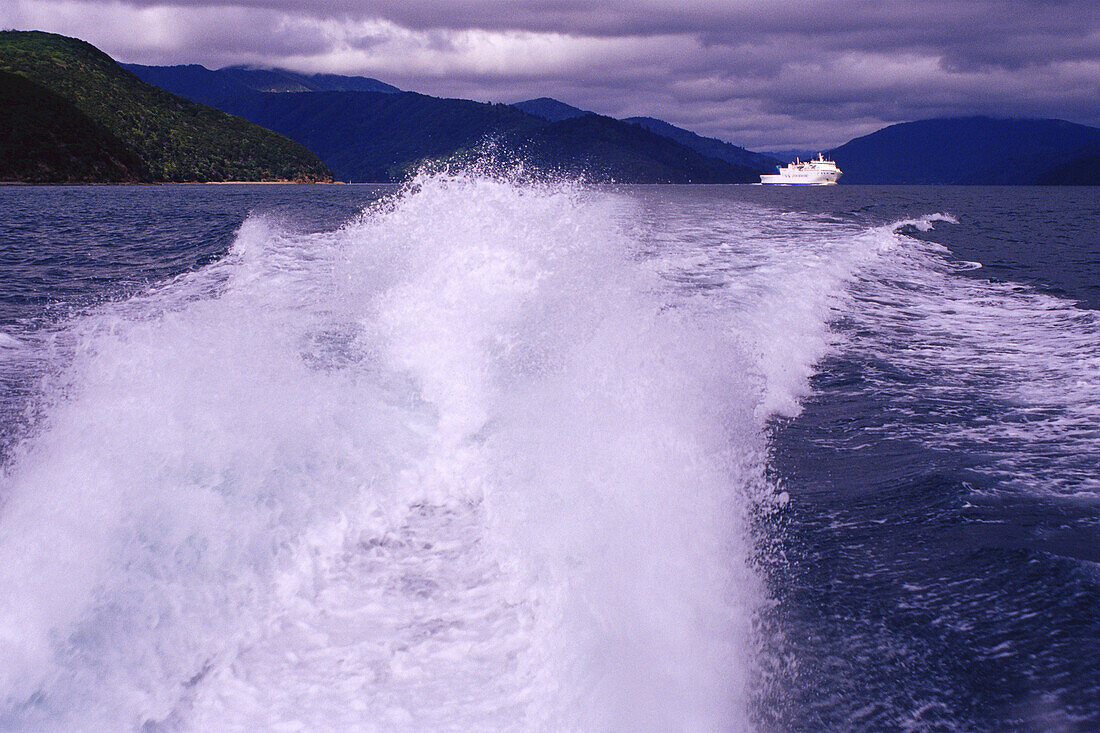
[760,154,842,185]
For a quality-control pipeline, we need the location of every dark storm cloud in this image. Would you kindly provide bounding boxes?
[74,0,1100,64]
[2,0,1098,148]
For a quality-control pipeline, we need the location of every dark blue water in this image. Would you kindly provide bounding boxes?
[0,182,1097,731]
[0,184,391,326]
[754,187,1100,731]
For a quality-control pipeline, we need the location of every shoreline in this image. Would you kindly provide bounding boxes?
[0,179,351,186]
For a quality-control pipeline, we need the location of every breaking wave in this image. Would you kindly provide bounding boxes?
[0,174,786,731]
[3,172,1063,731]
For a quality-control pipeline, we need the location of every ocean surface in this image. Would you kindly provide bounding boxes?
[0,178,1097,731]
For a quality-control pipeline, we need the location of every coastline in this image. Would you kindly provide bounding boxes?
[0,179,345,186]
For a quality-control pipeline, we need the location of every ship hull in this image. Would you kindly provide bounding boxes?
[760,176,838,185]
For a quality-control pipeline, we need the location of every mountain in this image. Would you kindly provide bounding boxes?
[623,116,779,173]
[512,100,778,174]
[828,117,1100,185]
[0,31,331,183]
[1035,153,1100,186]
[512,97,590,122]
[125,68,762,183]
[760,149,819,165]
[220,66,400,93]
[198,89,538,182]
[123,63,400,98]
[501,112,763,183]
[0,69,143,182]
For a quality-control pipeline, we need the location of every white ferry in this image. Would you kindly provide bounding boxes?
[760,154,842,185]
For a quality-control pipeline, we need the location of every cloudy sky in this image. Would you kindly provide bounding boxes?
[3,0,1099,149]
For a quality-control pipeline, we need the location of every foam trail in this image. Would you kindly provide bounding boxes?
[0,173,822,731]
[840,215,1100,496]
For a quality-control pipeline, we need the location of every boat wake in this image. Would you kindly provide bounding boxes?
[842,215,1100,497]
[3,173,1086,731]
[0,173,782,731]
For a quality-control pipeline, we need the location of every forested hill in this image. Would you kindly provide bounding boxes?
[511,98,780,174]
[512,97,589,122]
[623,116,780,172]
[126,65,763,183]
[0,31,332,183]
[828,117,1100,185]
[0,69,143,183]
[122,63,401,99]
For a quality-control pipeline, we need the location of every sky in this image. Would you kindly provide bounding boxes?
[3,0,1099,149]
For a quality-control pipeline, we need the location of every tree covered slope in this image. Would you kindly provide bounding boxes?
[512,97,590,122]
[623,116,780,173]
[828,117,1100,185]
[123,63,400,99]
[0,69,143,182]
[0,31,332,182]
[128,65,762,183]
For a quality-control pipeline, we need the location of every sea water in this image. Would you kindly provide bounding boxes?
[0,178,1096,731]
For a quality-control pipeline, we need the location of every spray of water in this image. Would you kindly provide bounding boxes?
[14,165,1053,731]
[0,172,802,731]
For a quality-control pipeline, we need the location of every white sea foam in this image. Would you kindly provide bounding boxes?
[6,175,1056,731]
[1,173,862,732]
[840,215,1100,496]
[631,201,940,421]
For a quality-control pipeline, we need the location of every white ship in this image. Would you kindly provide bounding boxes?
[760,154,842,185]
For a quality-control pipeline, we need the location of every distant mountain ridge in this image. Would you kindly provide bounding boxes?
[123,63,400,98]
[126,68,764,183]
[760,149,819,165]
[512,98,778,173]
[13,35,1095,187]
[828,117,1100,185]
[623,116,779,173]
[0,31,331,183]
[512,97,589,122]
[220,66,401,93]
[501,112,763,183]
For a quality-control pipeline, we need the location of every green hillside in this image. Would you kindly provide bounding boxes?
[0,31,332,182]
[0,69,143,182]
